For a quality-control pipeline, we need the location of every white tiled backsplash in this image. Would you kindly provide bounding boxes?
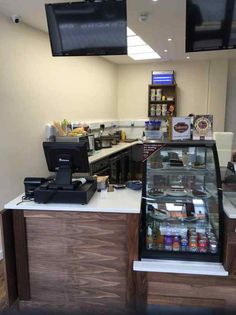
[45,119,167,140]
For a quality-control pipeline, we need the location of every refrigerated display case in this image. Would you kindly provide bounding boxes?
[141,140,224,262]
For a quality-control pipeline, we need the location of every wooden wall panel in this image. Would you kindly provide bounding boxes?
[23,211,139,311]
[0,210,17,306]
[147,272,236,308]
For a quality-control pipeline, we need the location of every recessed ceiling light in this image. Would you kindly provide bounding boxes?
[186,56,190,59]
[129,52,161,61]
[168,38,173,42]
[128,36,146,47]
[128,45,154,54]
[152,0,159,2]
[164,49,168,53]
[127,27,161,60]
[127,27,136,36]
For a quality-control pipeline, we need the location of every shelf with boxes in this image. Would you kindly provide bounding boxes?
[148,84,176,118]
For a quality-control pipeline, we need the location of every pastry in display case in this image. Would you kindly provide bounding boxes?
[141,140,223,262]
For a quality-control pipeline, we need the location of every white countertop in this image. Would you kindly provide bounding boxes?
[133,259,228,276]
[88,141,141,163]
[4,188,142,214]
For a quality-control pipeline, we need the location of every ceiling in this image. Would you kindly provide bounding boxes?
[0,0,236,64]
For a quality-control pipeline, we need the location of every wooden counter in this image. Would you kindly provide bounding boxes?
[2,186,236,312]
[1,208,140,312]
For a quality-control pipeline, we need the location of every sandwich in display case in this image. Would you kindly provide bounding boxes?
[141,140,224,262]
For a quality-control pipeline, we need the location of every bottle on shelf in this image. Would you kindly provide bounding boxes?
[146,225,153,250]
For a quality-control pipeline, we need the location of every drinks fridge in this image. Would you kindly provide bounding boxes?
[140,140,224,262]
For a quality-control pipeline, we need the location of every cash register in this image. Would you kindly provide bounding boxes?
[34,141,97,204]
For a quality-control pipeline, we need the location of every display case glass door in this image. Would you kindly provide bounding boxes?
[142,141,223,262]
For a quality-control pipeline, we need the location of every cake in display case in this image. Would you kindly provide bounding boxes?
[141,140,224,262]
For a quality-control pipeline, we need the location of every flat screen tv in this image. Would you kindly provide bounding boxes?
[186,0,236,52]
[45,0,127,56]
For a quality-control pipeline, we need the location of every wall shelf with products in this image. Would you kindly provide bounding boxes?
[148,84,176,118]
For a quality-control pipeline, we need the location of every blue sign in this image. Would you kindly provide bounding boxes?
[152,71,174,84]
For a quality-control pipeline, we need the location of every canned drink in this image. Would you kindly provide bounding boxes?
[189,238,198,252]
[190,236,197,242]
[172,236,180,252]
[209,235,216,241]
[164,235,173,251]
[198,239,208,253]
[189,228,196,234]
[151,89,156,101]
[181,237,188,252]
[190,232,197,238]
[207,232,215,238]
[156,89,162,101]
[156,104,162,116]
[150,104,156,117]
[162,104,167,116]
[209,241,218,254]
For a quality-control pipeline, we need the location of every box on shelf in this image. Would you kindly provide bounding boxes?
[145,130,163,140]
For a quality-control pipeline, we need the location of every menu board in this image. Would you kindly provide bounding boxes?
[171,117,191,140]
[193,115,213,140]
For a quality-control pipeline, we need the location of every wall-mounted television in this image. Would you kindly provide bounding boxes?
[45,0,127,56]
[186,0,236,52]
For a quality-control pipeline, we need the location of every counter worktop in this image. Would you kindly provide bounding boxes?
[88,140,141,164]
[223,192,236,219]
[4,188,142,214]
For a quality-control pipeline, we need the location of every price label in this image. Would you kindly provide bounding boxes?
[143,143,165,161]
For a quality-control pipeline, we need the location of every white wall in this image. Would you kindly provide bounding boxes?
[225,60,236,149]
[0,14,118,209]
[117,60,228,132]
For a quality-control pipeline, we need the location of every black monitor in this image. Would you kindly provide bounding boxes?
[45,0,127,56]
[186,0,236,52]
[43,141,89,190]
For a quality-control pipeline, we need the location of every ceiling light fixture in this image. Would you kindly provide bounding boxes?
[129,52,161,61]
[164,49,168,52]
[168,38,173,42]
[127,27,161,60]
[186,56,190,59]
[152,0,159,2]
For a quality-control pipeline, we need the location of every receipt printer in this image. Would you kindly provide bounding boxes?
[24,177,46,198]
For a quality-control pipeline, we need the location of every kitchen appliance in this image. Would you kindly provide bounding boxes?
[94,138,102,151]
[87,134,95,154]
[96,136,113,149]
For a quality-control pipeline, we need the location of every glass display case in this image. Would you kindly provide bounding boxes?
[141,140,224,262]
